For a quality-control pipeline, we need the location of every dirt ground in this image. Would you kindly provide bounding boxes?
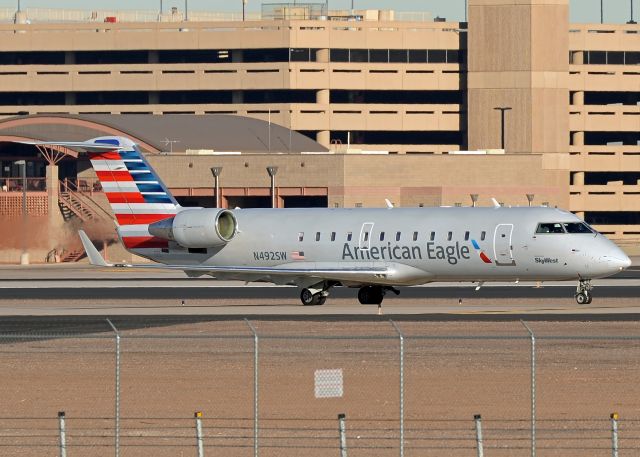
[0,319,639,457]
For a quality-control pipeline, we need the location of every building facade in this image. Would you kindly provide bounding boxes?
[0,0,638,245]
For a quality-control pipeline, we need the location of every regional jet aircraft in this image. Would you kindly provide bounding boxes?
[24,137,631,306]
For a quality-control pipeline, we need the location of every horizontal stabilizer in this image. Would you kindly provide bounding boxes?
[78,230,110,267]
[19,140,124,153]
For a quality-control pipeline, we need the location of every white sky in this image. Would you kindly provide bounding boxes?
[0,0,638,23]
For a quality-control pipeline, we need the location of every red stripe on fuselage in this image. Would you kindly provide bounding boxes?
[105,192,146,204]
[96,171,133,182]
[480,252,492,264]
[88,151,121,160]
[122,236,168,249]
[116,213,175,225]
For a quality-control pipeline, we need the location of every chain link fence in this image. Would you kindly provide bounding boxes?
[0,319,638,456]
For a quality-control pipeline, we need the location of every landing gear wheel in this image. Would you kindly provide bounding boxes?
[575,279,593,305]
[300,288,325,306]
[358,286,385,305]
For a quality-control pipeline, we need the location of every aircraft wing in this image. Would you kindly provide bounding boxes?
[79,231,388,282]
[18,140,124,153]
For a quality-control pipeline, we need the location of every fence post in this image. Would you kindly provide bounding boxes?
[338,413,348,457]
[521,320,536,457]
[244,319,259,457]
[106,318,121,457]
[474,414,483,457]
[389,320,404,457]
[58,411,67,457]
[611,412,619,457]
[195,411,204,457]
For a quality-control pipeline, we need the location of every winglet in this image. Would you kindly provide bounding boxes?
[78,230,110,267]
[385,199,394,208]
[491,198,501,208]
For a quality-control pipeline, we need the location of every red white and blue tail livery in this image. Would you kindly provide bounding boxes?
[87,137,179,252]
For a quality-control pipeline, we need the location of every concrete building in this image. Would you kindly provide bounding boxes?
[0,0,638,261]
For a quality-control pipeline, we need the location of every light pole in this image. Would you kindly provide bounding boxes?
[629,0,637,24]
[16,160,29,265]
[211,167,222,208]
[464,0,467,23]
[184,0,188,21]
[526,194,535,207]
[242,0,248,21]
[267,166,278,208]
[493,107,512,151]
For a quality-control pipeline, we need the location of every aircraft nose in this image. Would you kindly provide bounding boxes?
[600,254,632,271]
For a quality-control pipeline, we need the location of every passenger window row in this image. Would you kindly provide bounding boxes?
[298,230,488,242]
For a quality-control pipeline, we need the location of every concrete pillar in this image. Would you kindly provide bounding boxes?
[573,171,585,186]
[148,50,159,64]
[571,91,584,106]
[572,131,584,146]
[316,48,329,63]
[46,165,65,242]
[571,50,584,65]
[316,89,330,105]
[64,51,75,65]
[316,130,330,148]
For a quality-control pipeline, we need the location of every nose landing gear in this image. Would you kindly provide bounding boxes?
[575,279,593,305]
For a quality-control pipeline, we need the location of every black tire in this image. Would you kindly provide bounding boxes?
[585,292,593,304]
[575,292,588,305]
[300,288,316,306]
[358,286,385,305]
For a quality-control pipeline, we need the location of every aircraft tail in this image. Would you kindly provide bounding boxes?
[21,136,179,253]
[87,136,179,251]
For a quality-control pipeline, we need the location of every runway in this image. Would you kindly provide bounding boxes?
[0,264,638,317]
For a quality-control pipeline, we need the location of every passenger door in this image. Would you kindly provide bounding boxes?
[493,224,516,266]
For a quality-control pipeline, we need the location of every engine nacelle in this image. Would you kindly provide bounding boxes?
[148,208,237,249]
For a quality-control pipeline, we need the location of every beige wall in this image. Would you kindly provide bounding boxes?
[142,152,569,210]
[467,0,569,155]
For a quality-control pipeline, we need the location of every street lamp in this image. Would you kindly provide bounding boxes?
[15,160,29,265]
[470,193,478,207]
[210,167,223,208]
[267,166,278,208]
[493,107,512,151]
[526,194,535,207]
[242,0,248,21]
[628,0,637,24]
[600,0,603,23]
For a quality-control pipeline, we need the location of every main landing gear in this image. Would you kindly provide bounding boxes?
[300,288,327,306]
[575,279,593,305]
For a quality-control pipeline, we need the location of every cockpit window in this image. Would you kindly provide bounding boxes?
[563,222,594,234]
[535,223,565,234]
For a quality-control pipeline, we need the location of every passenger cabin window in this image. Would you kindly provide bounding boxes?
[315,232,321,241]
[347,232,353,241]
[447,232,453,241]
[481,231,486,241]
[298,232,304,242]
[364,232,369,242]
[380,232,385,241]
[536,223,565,234]
[413,232,418,241]
[331,232,336,241]
[563,222,594,234]
[396,232,401,241]
[430,232,435,241]
[464,231,470,241]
